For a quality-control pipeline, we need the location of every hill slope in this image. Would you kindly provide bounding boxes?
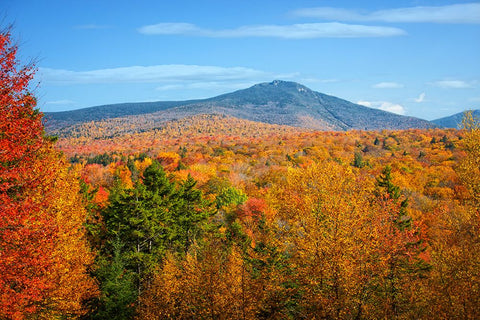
[432,110,480,128]
[44,80,434,133]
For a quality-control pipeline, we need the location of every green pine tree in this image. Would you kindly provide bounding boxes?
[376,165,411,230]
[374,165,430,317]
[171,175,215,254]
[97,160,215,318]
[93,237,137,320]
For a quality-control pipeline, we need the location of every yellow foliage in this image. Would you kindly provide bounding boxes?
[44,160,98,318]
[134,157,153,175]
[157,152,181,171]
[458,111,480,204]
[23,148,98,318]
[109,163,133,189]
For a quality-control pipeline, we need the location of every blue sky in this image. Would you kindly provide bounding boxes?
[2,0,480,120]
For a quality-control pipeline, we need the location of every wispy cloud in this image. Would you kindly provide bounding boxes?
[156,81,258,92]
[414,92,426,103]
[372,82,404,89]
[357,100,406,115]
[138,22,406,38]
[431,80,476,89]
[293,3,480,24]
[38,65,287,85]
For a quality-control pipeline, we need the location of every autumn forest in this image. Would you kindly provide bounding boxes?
[1,30,480,320]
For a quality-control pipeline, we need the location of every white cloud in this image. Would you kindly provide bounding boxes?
[431,80,475,89]
[293,3,480,24]
[156,81,258,92]
[372,82,404,89]
[357,100,372,107]
[357,100,406,115]
[38,65,282,85]
[138,22,406,38]
[414,92,426,103]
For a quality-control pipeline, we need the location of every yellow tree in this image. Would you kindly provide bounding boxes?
[138,235,268,320]
[427,111,480,318]
[458,111,480,205]
[41,154,99,318]
[268,161,375,319]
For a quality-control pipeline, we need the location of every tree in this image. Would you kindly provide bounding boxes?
[375,165,410,230]
[0,29,97,319]
[39,156,98,318]
[352,151,365,168]
[458,111,480,205]
[268,161,375,319]
[0,29,56,319]
[98,160,214,314]
[426,111,480,318]
[101,162,174,297]
[371,165,430,318]
[93,238,137,320]
[138,240,262,320]
[171,174,215,254]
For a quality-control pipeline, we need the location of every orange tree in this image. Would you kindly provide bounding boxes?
[0,29,97,319]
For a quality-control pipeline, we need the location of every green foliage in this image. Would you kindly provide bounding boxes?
[126,157,139,182]
[352,151,365,168]
[93,238,137,320]
[87,152,114,166]
[97,160,215,314]
[216,186,248,209]
[376,165,411,230]
[374,166,430,317]
[171,174,216,253]
[102,162,171,280]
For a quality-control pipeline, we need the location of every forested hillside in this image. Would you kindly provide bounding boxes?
[433,109,480,128]
[2,29,480,319]
[44,80,435,134]
[57,108,479,319]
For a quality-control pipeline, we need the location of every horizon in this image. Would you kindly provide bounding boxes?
[2,0,480,120]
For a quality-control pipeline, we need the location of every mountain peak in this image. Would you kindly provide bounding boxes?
[45,80,435,132]
[244,80,315,98]
[270,80,295,86]
[254,80,310,91]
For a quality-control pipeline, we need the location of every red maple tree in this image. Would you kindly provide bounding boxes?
[0,29,56,319]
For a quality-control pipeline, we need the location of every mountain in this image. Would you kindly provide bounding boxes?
[44,80,434,133]
[432,110,480,128]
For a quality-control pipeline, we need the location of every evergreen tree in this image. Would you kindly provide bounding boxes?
[171,175,215,254]
[352,151,365,168]
[93,238,137,320]
[97,160,214,317]
[373,165,429,317]
[376,165,410,230]
[102,162,175,292]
